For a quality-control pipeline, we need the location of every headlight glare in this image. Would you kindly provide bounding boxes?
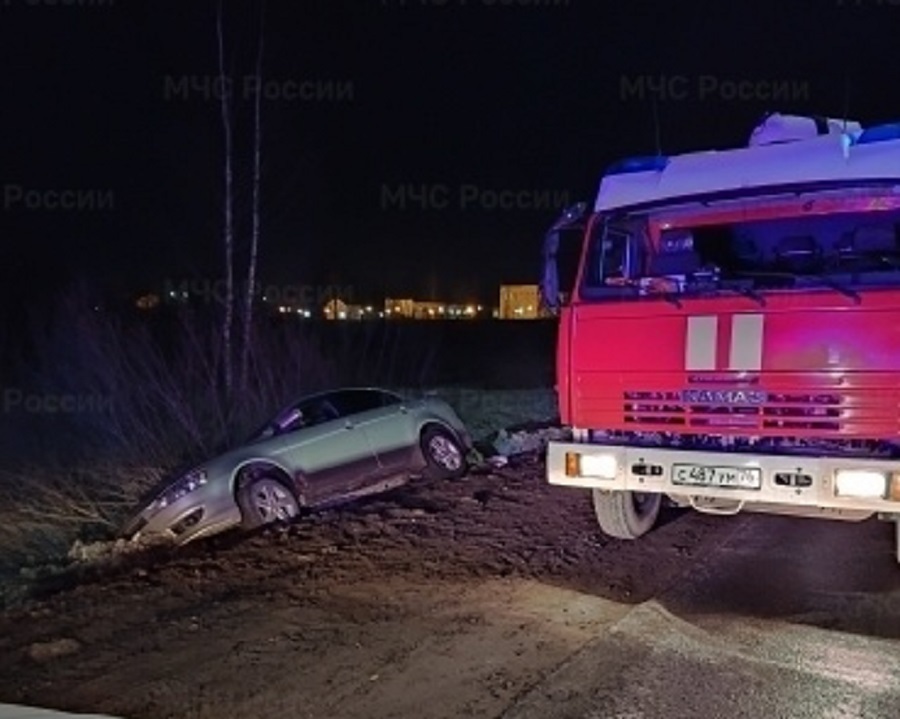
[581,454,618,479]
[565,452,618,480]
[833,469,888,499]
[154,469,208,510]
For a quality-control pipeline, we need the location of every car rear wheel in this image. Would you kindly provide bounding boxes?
[421,426,467,480]
[238,476,300,530]
[592,489,661,539]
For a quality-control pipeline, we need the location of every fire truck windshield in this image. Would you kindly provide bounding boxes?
[579,197,900,301]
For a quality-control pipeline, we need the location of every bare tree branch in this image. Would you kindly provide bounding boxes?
[216,0,235,396]
[242,0,266,394]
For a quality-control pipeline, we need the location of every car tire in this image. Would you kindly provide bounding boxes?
[421,426,467,480]
[592,489,661,540]
[237,476,301,530]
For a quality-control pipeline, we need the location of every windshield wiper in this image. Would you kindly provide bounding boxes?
[715,279,766,307]
[733,270,861,304]
[731,285,766,307]
[636,275,762,308]
[617,277,683,307]
[812,275,861,303]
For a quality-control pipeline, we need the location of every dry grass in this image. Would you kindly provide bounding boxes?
[0,464,164,572]
[410,386,558,440]
[1,285,338,571]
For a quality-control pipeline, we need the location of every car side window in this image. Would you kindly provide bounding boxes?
[298,398,340,427]
[375,390,403,407]
[328,390,386,417]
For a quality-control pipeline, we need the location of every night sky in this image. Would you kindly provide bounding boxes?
[1,0,898,311]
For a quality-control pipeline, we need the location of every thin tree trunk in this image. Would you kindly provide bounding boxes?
[216,0,235,396]
[241,1,265,394]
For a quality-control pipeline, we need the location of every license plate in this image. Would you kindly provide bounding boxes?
[671,464,762,489]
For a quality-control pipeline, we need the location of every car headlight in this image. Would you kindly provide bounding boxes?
[152,468,209,510]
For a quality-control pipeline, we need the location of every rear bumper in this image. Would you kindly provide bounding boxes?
[547,440,900,515]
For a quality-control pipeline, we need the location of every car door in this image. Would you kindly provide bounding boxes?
[361,390,418,474]
[328,389,416,480]
[260,394,379,505]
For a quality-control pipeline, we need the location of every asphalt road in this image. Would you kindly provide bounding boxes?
[505,513,900,719]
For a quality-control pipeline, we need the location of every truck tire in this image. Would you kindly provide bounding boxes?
[592,489,661,540]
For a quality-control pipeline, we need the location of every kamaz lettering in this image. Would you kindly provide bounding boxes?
[680,389,767,405]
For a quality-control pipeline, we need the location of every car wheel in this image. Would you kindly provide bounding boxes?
[237,476,300,530]
[591,489,661,540]
[421,426,467,480]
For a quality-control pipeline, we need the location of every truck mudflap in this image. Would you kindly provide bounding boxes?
[546,440,900,515]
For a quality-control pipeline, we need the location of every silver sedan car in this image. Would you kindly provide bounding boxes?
[123,387,472,545]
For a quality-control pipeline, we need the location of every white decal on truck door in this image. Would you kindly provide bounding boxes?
[728,314,764,370]
[685,314,764,371]
[685,316,717,371]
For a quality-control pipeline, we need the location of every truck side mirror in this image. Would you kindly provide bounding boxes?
[540,202,589,313]
[540,230,561,313]
[551,201,588,232]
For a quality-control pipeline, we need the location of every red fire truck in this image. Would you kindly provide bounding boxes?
[540,113,900,562]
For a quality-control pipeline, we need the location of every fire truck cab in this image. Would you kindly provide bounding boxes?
[541,113,900,563]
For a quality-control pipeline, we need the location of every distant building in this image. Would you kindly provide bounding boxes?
[135,293,161,310]
[323,298,378,320]
[384,298,482,320]
[412,301,443,319]
[498,284,540,319]
[323,298,349,319]
[385,298,415,318]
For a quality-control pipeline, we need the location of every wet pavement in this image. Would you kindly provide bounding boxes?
[505,514,900,719]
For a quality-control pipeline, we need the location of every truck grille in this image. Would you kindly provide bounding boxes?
[623,390,843,431]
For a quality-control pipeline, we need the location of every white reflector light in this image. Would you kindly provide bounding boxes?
[579,454,618,480]
[834,469,888,499]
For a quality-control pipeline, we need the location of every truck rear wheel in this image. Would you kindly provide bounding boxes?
[592,490,661,540]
